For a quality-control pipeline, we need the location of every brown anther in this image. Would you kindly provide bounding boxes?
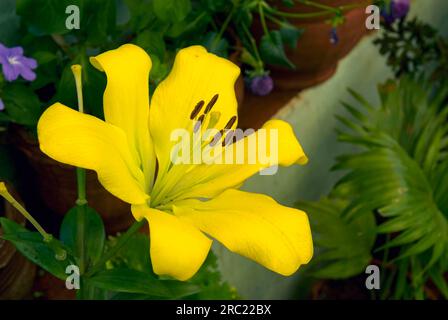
[222,130,235,147]
[204,94,219,114]
[224,116,237,130]
[190,100,204,119]
[209,129,224,147]
[194,114,205,133]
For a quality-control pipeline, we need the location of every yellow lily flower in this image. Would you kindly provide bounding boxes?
[37,44,313,281]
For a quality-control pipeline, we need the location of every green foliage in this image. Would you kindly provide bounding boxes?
[16,0,82,36]
[0,0,20,45]
[107,232,238,300]
[298,76,448,299]
[298,197,376,279]
[153,0,191,23]
[260,31,295,69]
[0,0,356,128]
[88,268,200,298]
[374,18,448,81]
[0,217,76,280]
[1,200,238,300]
[60,206,106,267]
[1,83,42,126]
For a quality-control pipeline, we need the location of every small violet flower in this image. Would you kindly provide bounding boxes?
[330,28,339,45]
[0,44,37,82]
[0,98,4,111]
[382,0,411,24]
[249,75,274,96]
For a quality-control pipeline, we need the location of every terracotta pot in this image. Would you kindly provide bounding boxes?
[229,50,245,108]
[254,0,372,90]
[0,185,37,300]
[12,127,134,234]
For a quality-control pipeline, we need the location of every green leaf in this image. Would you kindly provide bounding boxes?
[336,76,448,281]
[60,205,105,267]
[201,32,229,58]
[2,83,42,126]
[88,268,200,298]
[134,30,166,60]
[259,30,295,69]
[0,217,75,280]
[152,0,191,23]
[279,23,303,49]
[149,55,170,84]
[16,0,83,35]
[82,0,117,46]
[0,0,20,45]
[188,251,238,299]
[297,197,376,279]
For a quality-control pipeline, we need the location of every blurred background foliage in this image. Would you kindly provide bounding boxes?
[296,14,448,299]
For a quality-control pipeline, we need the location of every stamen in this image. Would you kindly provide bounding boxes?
[190,100,204,120]
[206,111,221,129]
[222,130,235,147]
[224,116,237,130]
[204,94,219,114]
[209,130,224,147]
[194,114,205,133]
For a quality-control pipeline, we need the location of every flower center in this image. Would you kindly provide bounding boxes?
[150,94,239,207]
[189,94,237,147]
[7,56,21,65]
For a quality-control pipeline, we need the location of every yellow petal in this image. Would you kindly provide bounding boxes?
[132,204,212,281]
[149,46,240,181]
[163,119,308,202]
[174,189,313,276]
[38,103,148,204]
[90,44,156,190]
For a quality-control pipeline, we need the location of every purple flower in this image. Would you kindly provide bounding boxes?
[0,98,4,111]
[330,28,339,45]
[249,75,274,96]
[382,0,410,24]
[0,44,37,82]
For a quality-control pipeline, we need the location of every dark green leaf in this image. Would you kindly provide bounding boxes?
[82,0,117,46]
[2,84,42,126]
[279,23,303,49]
[259,31,295,69]
[297,197,376,279]
[201,32,229,58]
[16,0,82,35]
[134,30,166,60]
[60,205,105,267]
[88,268,200,298]
[0,0,20,45]
[152,0,191,23]
[0,217,75,280]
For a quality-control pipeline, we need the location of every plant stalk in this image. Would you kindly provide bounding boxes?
[85,219,146,277]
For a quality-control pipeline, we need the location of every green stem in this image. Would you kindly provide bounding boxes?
[264,13,286,27]
[263,3,330,19]
[211,3,237,51]
[240,22,263,69]
[76,168,87,275]
[297,0,339,13]
[258,3,269,36]
[71,65,87,281]
[85,220,146,277]
[264,1,364,19]
[0,188,51,241]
